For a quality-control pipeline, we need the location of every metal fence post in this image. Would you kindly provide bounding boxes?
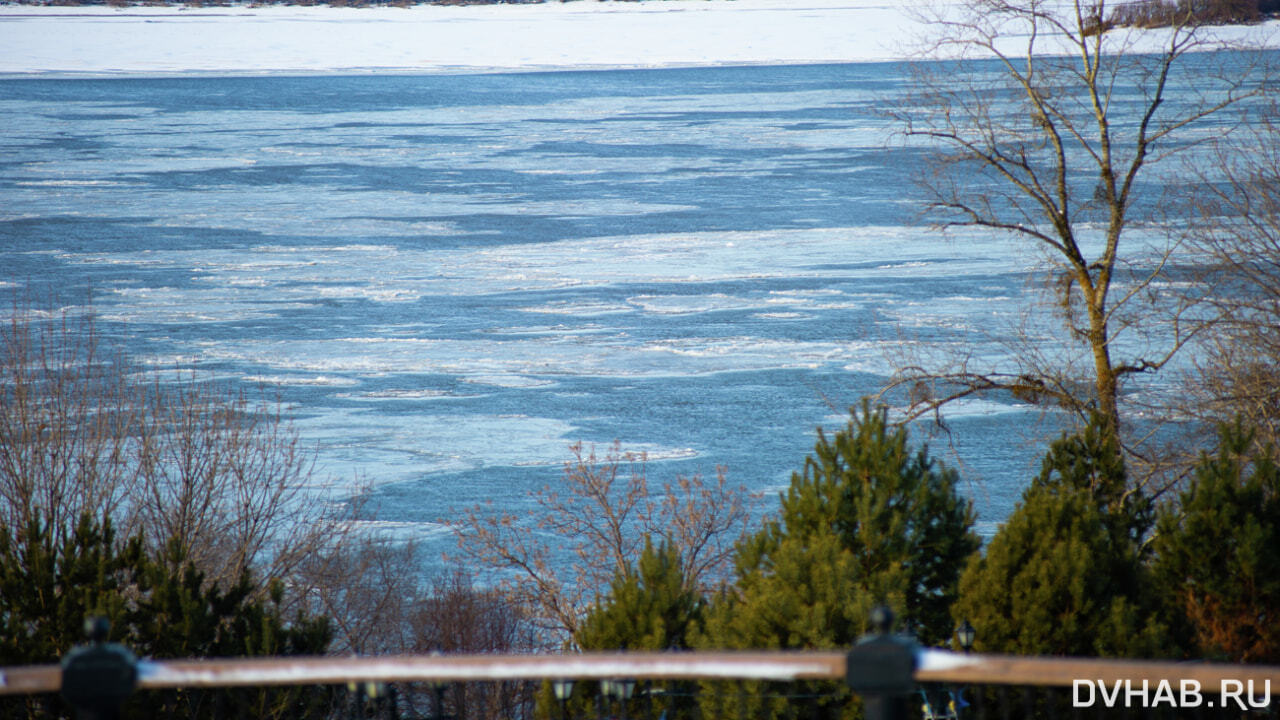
[60,618,138,720]
[845,607,917,720]
[386,683,400,720]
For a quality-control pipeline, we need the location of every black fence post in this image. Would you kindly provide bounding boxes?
[348,681,366,720]
[846,607,918,720]
[432,684,445,720]
[387,683,400,720]
[60,618,138,720]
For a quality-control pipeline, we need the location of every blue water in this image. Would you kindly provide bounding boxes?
[3,61,1205,553]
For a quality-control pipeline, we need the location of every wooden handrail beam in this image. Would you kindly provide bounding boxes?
[0,665,60,695]
[3,650,1278,696]
[916,649,1280,694]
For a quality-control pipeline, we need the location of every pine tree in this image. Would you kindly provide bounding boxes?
[0,515,139,662]
[559,539,703,720]
[0,513,332,720]
[1033,413,1151,536]
[576,538,702,652]
[1152,420,1280,663]
[951,417,1163,658]
[694,402,977,720]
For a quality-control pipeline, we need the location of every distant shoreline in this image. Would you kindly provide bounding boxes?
[2,0,1278,76]
[0,0,931,75]
[0,0,713,5]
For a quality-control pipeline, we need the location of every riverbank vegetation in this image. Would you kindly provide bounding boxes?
[1105,0,1280,28]
[0,304,1278,718]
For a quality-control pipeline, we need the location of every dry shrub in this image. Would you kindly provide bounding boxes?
[295,528,423,655]
[453,442,753,641]
[301,537,538,719]
[408,571,538,720]
[0,303,340,598]
[1183,117,1280,453]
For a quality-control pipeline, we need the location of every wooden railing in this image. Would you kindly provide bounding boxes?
[4,646,1278,719]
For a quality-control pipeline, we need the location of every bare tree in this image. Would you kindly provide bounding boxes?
[295,529,424,656]
[0,307,141,543]
[1,302,551,684]
[884,0,1272,462]
[409,570,538,720]
[452,442,753,641]
[130,373,338,591]
[1182,110,1280,451]
[0,303,339,596]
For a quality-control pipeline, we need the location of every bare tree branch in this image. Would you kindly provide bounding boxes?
[885,0,1273,465]
[0,301,341,600]
[451,441,753,642]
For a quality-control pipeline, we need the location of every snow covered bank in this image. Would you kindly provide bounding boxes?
[0,0,926,75]
[2,0,1278,76]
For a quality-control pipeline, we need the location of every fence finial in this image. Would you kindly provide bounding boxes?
[847,606,918,720]
[60,617,138,720]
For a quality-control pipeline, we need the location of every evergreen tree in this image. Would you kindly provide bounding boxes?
[0,513,144,720]
[1034,413,1126,504]
[951,418,1164,658]
[576,538,702,652]
[554,539,703,720]
[0,513,332,720]
[1032,414,1154,605]
[694,402,977,720]
[1152,420,1280,663]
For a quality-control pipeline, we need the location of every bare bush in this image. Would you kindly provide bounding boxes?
[306,549,539,720]
[295,528,424,656]
[131,374,334,591]
[407,570,538,720]
[0,303,338,596]
[1183,115,1280,451]
[453,442,753,641]
[0,307,140,543]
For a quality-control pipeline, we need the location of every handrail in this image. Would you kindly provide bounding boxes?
[915,649,1280,693]
[3,650,1278,696]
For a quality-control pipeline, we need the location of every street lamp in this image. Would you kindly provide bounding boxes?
[346,681,388,719]
[553,679,575,720]
[949,620,978,718]
[955,620,976,654]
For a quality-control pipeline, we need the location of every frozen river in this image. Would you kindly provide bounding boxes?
[1,62,1210,550]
